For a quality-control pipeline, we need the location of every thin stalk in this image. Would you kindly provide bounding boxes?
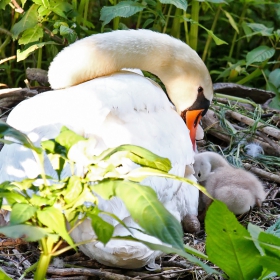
[202,4,222,62]
[215,93,257,107]
[189,0,200,51]
[183,11,189,45]
[113,0,119,30]
[136,11,142,29]
[171,8,182,38]
[36,38,42,70]
[163,5,172,34]
[152,1,162,32]
[236,68,262,85]
[228,3,247,60]
[83,0,89,26]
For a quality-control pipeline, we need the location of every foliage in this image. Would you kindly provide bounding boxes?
[206,200,280,280]
[0,121,215,279]
[1,0,279,108]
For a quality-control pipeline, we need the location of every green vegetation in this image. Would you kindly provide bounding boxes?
[0,0,279,107]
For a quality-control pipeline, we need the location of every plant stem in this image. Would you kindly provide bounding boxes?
[228,3,247,61]
[171,8,182,38]
[236,68,262,85]
[189,0,200,51]
[163,5,172,33]
[202,4,222,62]
[113,0,119,30]
[83,0,89,26]
[183,11,189,45]
[136,11,142,29]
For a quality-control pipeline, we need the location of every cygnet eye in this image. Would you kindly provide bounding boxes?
[198,172,201,177]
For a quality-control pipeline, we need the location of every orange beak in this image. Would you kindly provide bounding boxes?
[185,109,204,150]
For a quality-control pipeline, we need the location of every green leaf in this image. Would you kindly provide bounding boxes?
[246,46,275,67]
[88,214,114,245]
[97,144,172,172]
[37,206,75,248]
[0,225,48,241]
[0,268,12,280]
[50,1,73,18]
[223,10,239,33]
[0,0,10,10]
[0,120,41,153]
[18,25,44,45]
[10,203,37,225]
[247,23,274,37]
[247,223,265,255]
[11,4,39,39]
[1,192,29,205]
[269,69,280,89]
[115,180,184,250]
[64,176,83,204]
[100,1,145,26]
[92,179,116,199]
[30,194,54,206]
[158,0,187,11]
[205,200,262,280]
[55,126,86,152]
[59,25,78,44]
[258,231,280,259]
[17,41,58,62]
[259,256,280,275]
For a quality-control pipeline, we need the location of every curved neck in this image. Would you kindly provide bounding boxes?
[206,152,229,170]
[48,30,212,112]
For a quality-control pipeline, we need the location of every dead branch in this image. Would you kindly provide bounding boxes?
[244,163,280,183]
[226,110,280,140]
[47,267,134,280]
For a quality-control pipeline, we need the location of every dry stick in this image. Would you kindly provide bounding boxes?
[202,110,280,156]
[47,267,134,280]
[244,163,280,183]
[0,55,16,65]
[226,110,280,140]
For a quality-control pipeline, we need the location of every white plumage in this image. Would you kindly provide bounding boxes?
[0,29,213,268]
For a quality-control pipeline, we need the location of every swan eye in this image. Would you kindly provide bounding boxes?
[198,172,201,177]
[198,86,203,94]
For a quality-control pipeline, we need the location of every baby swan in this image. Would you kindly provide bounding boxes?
[193,152,266,215]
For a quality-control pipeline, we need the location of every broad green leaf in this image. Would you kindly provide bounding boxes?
[266,81,278,94]
[258,231,280,259]
[0,0,10,10]
[18,25,44,45]
[92,179,117,199]
[88,213,114,245]
[1,192,28,205]
[30,194,53,206]
[259,256,280,275]
[17,41,58,62]
[115,181,184,250]
[247,223,265,255]
[11,4,39,39]
[247,23,274,37]
[205,200,262,280]
[158,0,187,11]
[55,126,86,152]
[12,178,35,190]
[266,218,280,237]
[0,120,41,153]
[0,268,12,280]
[51,1,73,18]
[268,94,280,110]
[59,25,78,44]
[113,235,218,275]
[97,144,172,172]
[246,46,275,67]
[64,176,83,204]
[100,1,146,26]
[37,206,75,248]
[269,69,280,88]
[0,225,48,241]
[223,10,239,33]
[10,204,37,225]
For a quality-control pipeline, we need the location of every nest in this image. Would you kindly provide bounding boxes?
[0,71,280,279]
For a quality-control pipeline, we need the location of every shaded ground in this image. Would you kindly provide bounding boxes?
[0,84,279,279]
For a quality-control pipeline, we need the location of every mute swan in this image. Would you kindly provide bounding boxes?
[0,29,213,268]
[193,152,266,215]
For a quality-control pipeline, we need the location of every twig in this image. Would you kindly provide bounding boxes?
[13,249,31,269]
[11,0,24,13]
[0,55,16,65]
[244,163,280,183]
[226,110,280,140]
[47,267,134,280]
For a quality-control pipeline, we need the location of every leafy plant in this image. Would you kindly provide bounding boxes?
[0,121,215,279]
[206,200,280,279]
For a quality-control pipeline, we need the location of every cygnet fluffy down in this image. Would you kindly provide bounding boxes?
[193,151,266,216]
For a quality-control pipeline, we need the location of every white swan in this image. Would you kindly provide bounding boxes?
[193,152,266,215]
[0,29,213,268]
